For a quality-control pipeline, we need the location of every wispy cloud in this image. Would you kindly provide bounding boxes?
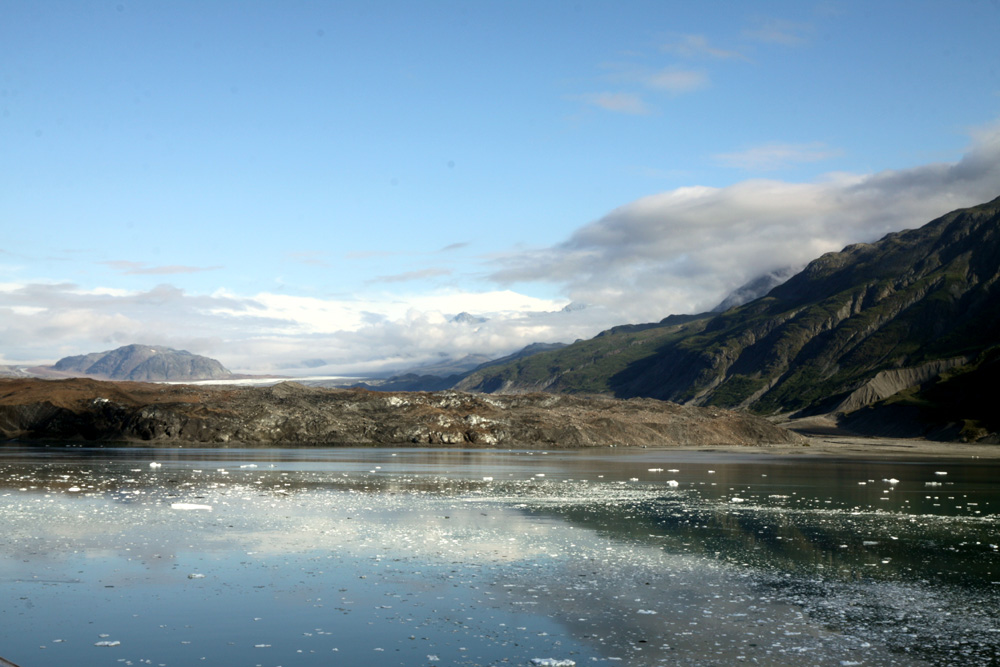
[604,64,709,95]
[577,65,707,115]
[640,67,709,93]
[575,92,651,115]
[714,142,843,171]
[101,261,222,275]
[661,34,748,61]
[439,242,470,252]
[744,19,812,46]
[366,268,453,285]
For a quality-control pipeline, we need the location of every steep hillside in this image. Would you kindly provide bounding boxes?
[458,196,1000,436]
[51,344,231,382]
[456,313,712,395]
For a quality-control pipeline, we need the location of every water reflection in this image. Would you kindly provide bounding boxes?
[1,446,998,666]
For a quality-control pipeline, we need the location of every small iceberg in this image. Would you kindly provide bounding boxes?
[94,640,121,647]
[531,660,576,667]
[171,503,213,511]
[149,462,162,468]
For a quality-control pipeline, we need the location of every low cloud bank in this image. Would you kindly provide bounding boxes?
[491,123,1000,323]
[3,124,998,374]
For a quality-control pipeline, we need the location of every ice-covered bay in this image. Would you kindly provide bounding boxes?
[0,446,998,666]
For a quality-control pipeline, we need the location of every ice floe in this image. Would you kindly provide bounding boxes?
[170,502,213,511]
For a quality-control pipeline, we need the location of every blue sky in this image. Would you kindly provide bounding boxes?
[3,0,1000,374]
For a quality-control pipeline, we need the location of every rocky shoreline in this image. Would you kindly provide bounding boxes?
[0,378,805,448]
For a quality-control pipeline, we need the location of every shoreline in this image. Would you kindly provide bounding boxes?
[670,434,1000,460]
[2,433,998,460]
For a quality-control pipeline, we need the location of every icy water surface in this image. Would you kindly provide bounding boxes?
[1,446,999,666]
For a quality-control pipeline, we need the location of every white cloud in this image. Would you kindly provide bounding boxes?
[489,122,1000,323]
[0,281,574,373]
[714,142,844,171]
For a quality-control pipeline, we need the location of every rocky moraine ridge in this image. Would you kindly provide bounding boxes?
[0,378,804,448]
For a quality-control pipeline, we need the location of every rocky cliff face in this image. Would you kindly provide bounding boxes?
[0,378,804,448]
[457,196,1000,439]
[52,344,231,381]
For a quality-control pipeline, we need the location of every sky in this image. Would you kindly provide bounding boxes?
[2,0,1000,376]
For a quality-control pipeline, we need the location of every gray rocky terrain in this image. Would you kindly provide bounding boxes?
[0,378,804,448]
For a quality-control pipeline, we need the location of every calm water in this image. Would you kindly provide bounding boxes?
[1,445,998,666]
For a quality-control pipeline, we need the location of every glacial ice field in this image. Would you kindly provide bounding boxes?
[1,445,998,666]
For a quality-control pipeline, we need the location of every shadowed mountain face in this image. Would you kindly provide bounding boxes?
[457,196,1000,438]
[52,344,231,382]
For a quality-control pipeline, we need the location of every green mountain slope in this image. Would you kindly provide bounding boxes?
[458,196,1000,432]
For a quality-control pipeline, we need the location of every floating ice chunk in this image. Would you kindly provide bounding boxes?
[637,609,658,614]
[240,464,257,468]
[67,486,82,492]
[94,640,121,647]
[188,573,206,579]
[707,470,716,474]
[666,480,679,487]
[884,478,900,484]
[668,469,679,473]
[531,660,576,667]
[648,468,663,472]
[729,497,745,503]
[935,471,948,476]
[482,477,493,481]
[149,462,161,468]
[427,656,440,662]
[170,503,213,511]
[254,644,271,648]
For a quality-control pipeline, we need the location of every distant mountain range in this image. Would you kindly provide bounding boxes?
[456,196,1000,441]
[47,344,231,382]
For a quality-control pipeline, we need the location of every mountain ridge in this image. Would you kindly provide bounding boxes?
[456,196,1000,441]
